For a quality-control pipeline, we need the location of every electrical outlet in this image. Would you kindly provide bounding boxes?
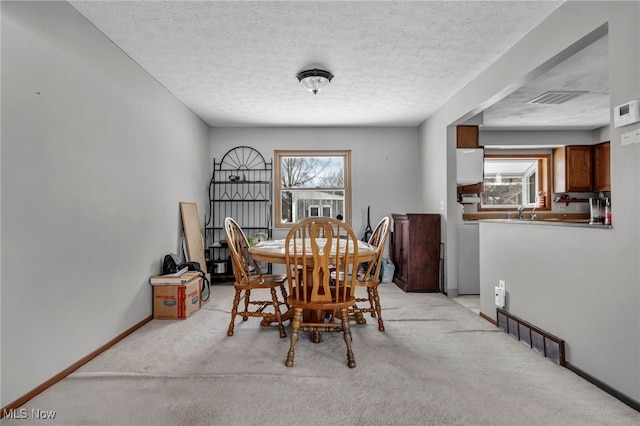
[558,204,566,211]
[495,281,506,307]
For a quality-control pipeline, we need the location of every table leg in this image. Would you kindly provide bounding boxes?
[261,308,325,343]
[260,307,294,326]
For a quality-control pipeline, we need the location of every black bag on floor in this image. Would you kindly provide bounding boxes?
[162,254,210,302]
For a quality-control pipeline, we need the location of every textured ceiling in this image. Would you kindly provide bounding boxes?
[67,1,598,129]
[481,34,609,131]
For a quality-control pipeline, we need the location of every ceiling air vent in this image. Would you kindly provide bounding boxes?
[527,91,588,105]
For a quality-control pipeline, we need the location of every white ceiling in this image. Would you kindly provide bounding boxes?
[481,34,609,131]
[66,1,609,130]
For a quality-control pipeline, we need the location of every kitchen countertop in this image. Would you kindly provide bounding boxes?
[478,218,612,229]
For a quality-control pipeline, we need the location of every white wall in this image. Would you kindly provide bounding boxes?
[419,1,640,403]
[479,219,638,399]
[1,2,211,406]
[210,127,422,246]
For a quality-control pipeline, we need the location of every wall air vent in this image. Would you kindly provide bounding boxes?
[527,91,588,105]
[497,308,566,366]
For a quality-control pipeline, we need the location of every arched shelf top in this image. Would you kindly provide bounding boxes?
[217,146,269,171]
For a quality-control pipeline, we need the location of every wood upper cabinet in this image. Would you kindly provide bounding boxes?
[553,145,593,193]
[456,125,479,148]
[553,143,611,193]
[593,141,611,191]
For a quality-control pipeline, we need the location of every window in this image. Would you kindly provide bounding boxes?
[309,205,332,218]
[524,167,538,205]
[274,150,351,227]
[480,154,551,210]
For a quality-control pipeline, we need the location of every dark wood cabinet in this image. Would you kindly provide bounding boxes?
[456,125,479,148]
[457,182,484,195]
[553,143,611,193]
[593,141,611,191]
[390,213,441,292]
[553,145,593,193]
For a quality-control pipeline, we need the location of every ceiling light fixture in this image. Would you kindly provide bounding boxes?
[296,68,333,94]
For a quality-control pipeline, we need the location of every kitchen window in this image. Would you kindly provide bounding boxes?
[274,150,351,227]
[479,154,551,210]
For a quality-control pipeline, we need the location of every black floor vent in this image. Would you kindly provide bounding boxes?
[497,308,566,366]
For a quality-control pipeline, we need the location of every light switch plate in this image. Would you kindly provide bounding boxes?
[621,128,640,146]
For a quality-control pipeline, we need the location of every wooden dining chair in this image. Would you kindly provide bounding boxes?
[349,216,391,331]
[284,217,359,368]
[224,217,289,338]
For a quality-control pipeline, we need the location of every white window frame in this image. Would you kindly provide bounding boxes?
[309,204,332,218]
[479,153,551,211]
[523,164,538,206]
[274,150,352,228]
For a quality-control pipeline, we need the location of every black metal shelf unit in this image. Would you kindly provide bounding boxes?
[205,146,273,280]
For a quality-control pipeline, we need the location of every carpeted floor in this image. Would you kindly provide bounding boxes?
[5,282,640,425]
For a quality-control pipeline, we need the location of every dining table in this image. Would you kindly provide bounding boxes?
[248,237,379,331]
[248,237,378,265]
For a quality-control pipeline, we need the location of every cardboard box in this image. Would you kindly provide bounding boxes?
[150,270,201,285]
[151,275,201,319]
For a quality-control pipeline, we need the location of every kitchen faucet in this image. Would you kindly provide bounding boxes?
[515,205,537,220]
